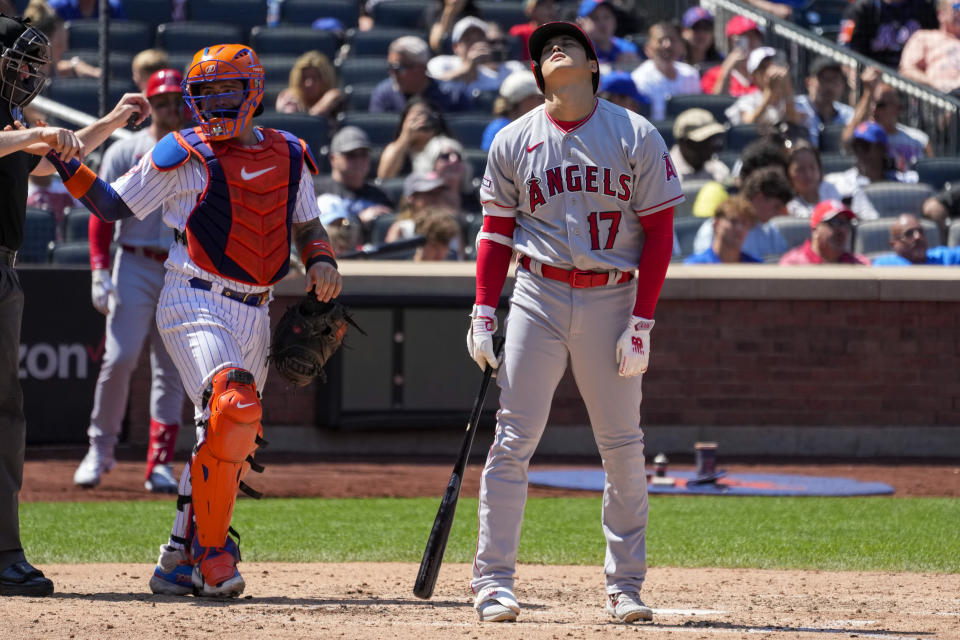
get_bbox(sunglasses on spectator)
[899,227,925,240]
[438,151,461,162]
[824,217,853,229]
[389,62,417,72]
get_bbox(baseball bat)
[413,336,504,600]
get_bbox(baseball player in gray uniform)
[73,69,188,492]
[466,21,682,623]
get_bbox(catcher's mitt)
[269,294,361,386]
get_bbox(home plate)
[655,608,728,616]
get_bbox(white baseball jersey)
[480,99,684,272]
[110,128,321,294]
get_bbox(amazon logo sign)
[18,334,105,380]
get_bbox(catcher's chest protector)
[175,127,306,286]
[191,368,263,548]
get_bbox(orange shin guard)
[190,368,262,548]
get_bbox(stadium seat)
[336,57,390,88]
[346,28,411,58]
[476,1,527,30]
[470,89,498,114]
[21,208,55,263]
[63,209,90,243]
[258,54,299,90]
[166,52,193,75]
[862,182,935,218]
[341,83,378,111]
[373,177,406,205]
[818,123,846,153]
[338,112,401,147]
[62,50,133,81]
[769,216,811,251]
[855,218,941,255]
[255,112,330,155]
[66,20,153,53]
[653,118,674,148]
[250,25,340,59]
[370,212,399,244]
[914,157,960,191]
[673,216,703,257]
[189,0,267,32]
[950,222,960,247]
[281,0,359,29]
[463,213,482,260]
[665,94,736,121]
[675,179,710,218]
[156,22,245,53]
[446,113,494,149]
[372,0,427,29]
[820,152,854,175]
[726,124,760,151]
[124,0,173,31]
[463,147,489,181]
[51,241,92,265]
[46,78,137,118]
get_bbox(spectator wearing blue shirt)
[597,70,649,115]
[370,36,472,114]
[685,196,763,263]
[48,0,125,20]
[872,214,960,265]
[481,71,543,151]
[576,0,640,67]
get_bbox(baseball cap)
[403,171,447,198]
[808,55,842,77]
[145,69,183,98]
[852,121,888,146]
[810,199,856,229]
[319,204,352,227]
[682,7,714,29]
[598,71,646,105]
[577,0,612,18]
[452,16,487,45]
[500,70,541,103]
[330,126,371,154]
[725,15,762,38]
[746,46,779,75]
[673,108,726,143]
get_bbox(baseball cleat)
[606,591,653,623]
[474,586,520,622]
[191,536,244,598]
[144,464,178,493]
[73,446,116,488]
[149,544,193,596]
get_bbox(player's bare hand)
[306,262,342,302]
[616,316,654,378]
[108,93,151,128]
[466,304,499,371]
[38,126,83,162]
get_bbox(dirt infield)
[7,453,958,639]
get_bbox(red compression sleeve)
[474,216,516,308]
[88,213,114,270]
[633,207,674,318]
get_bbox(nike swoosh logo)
[525,142,544,153]
[237,402,257,409]
[240,166,276,180]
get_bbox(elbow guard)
[45,151,135,222]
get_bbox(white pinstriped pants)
[155,271,272,548]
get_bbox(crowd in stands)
[12,0,960,266]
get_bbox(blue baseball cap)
[682,7,714,28]
[598,71,647,105]
[853,121,888,146]
[577,0,612,18]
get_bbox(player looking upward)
[45,44,342,598]
[465,21,682,623]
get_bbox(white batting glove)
[90,268,116,315]
[466,304,499,371]
[616,316,655,378]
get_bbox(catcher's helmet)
[527,21,599,94]
[0,14,50,119]
[145,68,183,98]
[183,44,264,141]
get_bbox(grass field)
[23,496,960,572]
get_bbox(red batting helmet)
[145,68,183,98]
[527,21,599,94]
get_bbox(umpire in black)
[0,13,149,596]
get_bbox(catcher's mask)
[0,15,51,120]
[527,21,598,94]
[183,44,264,141]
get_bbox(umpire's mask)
[0,15,50,120]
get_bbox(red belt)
[518,255,633,288]
[122,244,168,263]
